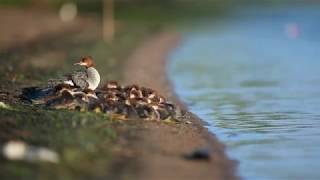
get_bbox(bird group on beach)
[21,56,183,121]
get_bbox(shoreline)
[122,30,238,180]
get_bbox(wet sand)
[123,31,238,180]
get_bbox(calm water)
[169,5,320,180]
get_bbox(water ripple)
[169,4,320,180]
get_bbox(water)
[169,5,320,180]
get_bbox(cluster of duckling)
[20,56,184,121]
[28,81,183,121]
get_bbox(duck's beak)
[74,62,86,66]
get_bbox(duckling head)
[147,92,163,104]
[148,91,157,99]
[124,84,140,92]
[159,95,166,104]
[104,80,120,90]
[105,94,119,102]
[141,87,155,97]
[129,89,142,99]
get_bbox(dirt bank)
[122,31,238,180]
[0,7,93,51]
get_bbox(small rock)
[0,101,10,109]
[184,148,211,161]
[2,141,59,163]
[3,141,26,160]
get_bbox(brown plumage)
[21,78,183,121]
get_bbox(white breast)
[86,67,100,90]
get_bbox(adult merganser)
[64,56,100,90]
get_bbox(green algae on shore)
[0,104,118,180]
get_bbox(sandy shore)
[123,31,238,180]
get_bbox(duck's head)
[74,56,95,68]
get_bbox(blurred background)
[1,0,320,179]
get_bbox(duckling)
[121,92,145,119]
[159,98,185,121]
[147,91,162,104]
[101,80,122,92]
[134,98,154,120]
[126,87,170,120]
[128,89,143,99]
[144,92,179,120]
[47,86,97,111]
[102,93,125,115]
[123,84,140,95]
[159,97,176,116]
[78,89,101,111]
[102,97,117,114]
[150,103,173,120]
[122,98,140,119]
[141,87,155,98]
[147,93,177,119]
[71,92,91,111]
[98,81,124,101]
[45,88,77,109]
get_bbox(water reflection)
[169,4,320,180]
